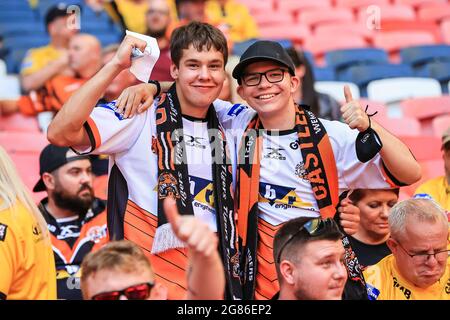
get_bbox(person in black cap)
[227,40,421,300]
[34,144,108,300]
[20,3,77,92]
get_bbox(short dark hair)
[273,217,342,281]
[170,21,228,67]
[349,188,399,204]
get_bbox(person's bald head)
[68,33,102,77]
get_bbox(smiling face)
[170,44,225,117]
[237,60,299,120]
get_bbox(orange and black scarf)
[236,104,339,299]
[152,84,242,299]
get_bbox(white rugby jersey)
[216,102,400,227]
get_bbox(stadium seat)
[276,0,332,13]
[400,45,450,67]
[402,158,444,197]
[372,31,436,55]
[335,0,389,9]
[303,35,367,59]
[252,10,295,27]
[258,24,311,45]
[298,8,354,29]
[232,39,259,56]
[356,5,416,23]
[441,19,450,44]
[238,0,274,14]
[431,114,450,138]
[380,20,442,43]
[401,96,450,118]
[314,81,360,102]
[312,67,335,81]
[0,75,21,100]
[378,117,422,137]
[367,78,442,115]
[0,113,40,132]
[415,61,450,93]
[0,131,48,153]
[358,99,389,120]
[398,136,442,161]
[338,64,414,96]
[314,22,373,41]
[417,3,450,23]
[393,0,447,9]
[324,48,389,75]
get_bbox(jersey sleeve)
[324,120,402,190]
[72,101,149,155]
[0,217,18,299]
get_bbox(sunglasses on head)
[91,282,155,300]
[276,218,335,263]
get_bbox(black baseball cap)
[232,40,296,83]
[45,3,69,29]
[33,144,90,192]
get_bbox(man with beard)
[33,144,109,300]
[145,0,173,81]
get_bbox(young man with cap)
[20,3,78,92]
[48,22,241,300]
[414,127,450,211]
[224,40,421,299]
[34,144,108,300]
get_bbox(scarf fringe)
[151,222,187,254]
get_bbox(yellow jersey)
[0,201,56,300]
[20,45,62,76]
[363,254,450,300]
[415,176,450,212]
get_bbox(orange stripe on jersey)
[123,200,188,300]
[255,219,282,300]
[86,117,101,150]
[318,134,339,218]
[380,164,400,188]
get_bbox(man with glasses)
[272,217,347,300]
[364,198,450,300]
[81,197,225,300]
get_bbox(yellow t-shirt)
[20,45,62,76]
[205,0,259,43]
[363,254,450,300]
[415,176,450,212]
[0,201,56,300]
[115,0,149,34]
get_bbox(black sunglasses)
[276,218,335,263]
[91,282,155,300]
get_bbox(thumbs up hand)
[164,197,218,257]
[340,85,370,132]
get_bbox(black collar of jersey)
[38,197,106,226]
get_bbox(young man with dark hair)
[273,217,347,300]
[48,21,241,300]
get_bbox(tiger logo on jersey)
[158,172,180,199]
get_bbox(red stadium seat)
[258,24,311,45]
[402,158,445,197]
[276,0,331,13]
[372,31,436,55]
[335,0,389,10]
[93,174,108,200]
[356,5,416,23]
[380,20,442,43]
[358,98,389,120]
[239,0,274,14]
[0,131,48,153]
[303,34,367,59]
[431,114,450,138]
[253,10,294,27]
[0,113,40,132]
[398,136,442,161]
[441,18,450,44]
[298,8,354,30]
[379,117,422,137]
[314,22,373,42]
[418,3,450,23]
[393,0,447,9]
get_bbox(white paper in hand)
[125,30,160,83]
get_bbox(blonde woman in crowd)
[0,146,56,300]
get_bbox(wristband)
[148,79,161,98]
